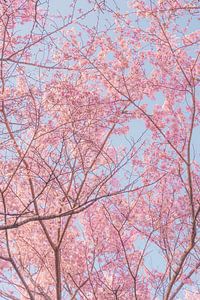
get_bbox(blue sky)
[1,0,199,299]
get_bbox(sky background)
[0,0,199,299]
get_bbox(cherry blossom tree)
[0,0,199,299]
